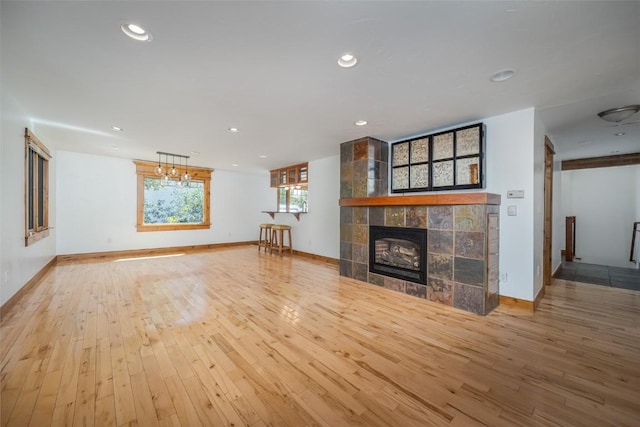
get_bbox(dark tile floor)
[554,261,640,291]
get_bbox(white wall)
[484,108,536,300]
[1,93,57,306]
[258,155,340,259]
[56,151,272,254]
[532,112,548,298]
[389,108,538,300]
[560,165,639,268]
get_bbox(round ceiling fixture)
[614,132,626,136]
[121,23,152,42]
[354,120,368,126]
[259,155,268,158]
[111,126,123,131]
[597,105,640,123]
[228,127,239,133]
[338,53,358,68]
[490,68,516,82]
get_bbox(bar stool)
[258,223,273,252]
[270,224,293,256]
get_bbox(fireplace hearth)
[369,226,427,283]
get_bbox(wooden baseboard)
[292,250,339,266]
[534,285,545,310]
[57,241,258,265]
[552,262,562,277]
[1,256,57,321]
[499,295,535,313]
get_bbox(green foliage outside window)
[143,178,204,224]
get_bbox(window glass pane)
[37,156,45,227]
[143,177,204,224]
[28,150,34,230]
[278,187,287,211]
[290,188,308,212]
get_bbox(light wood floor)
[1,246,639,426]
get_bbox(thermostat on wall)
[507,190,525,198]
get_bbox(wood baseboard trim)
[57,241,257,265]
[552,262,563,278]
[499,295,535,313]
[1,256,57,321]
[534,285,546,310]
[292,250,339,266]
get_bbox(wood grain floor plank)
[130,371,160,427]
[1,247,639,426]
[140,354,177,421]
[5,357,49,427]
[94,395,117,427]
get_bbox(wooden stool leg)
[287,228,293,254]
[258,227,263,251]
[270,229,277,254]
[278,229,284,255]
[264,228,271,253]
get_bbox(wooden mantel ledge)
[339,192,501,207]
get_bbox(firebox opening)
[369,226,427,284]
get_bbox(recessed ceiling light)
[354,120,368,126]
[121,23,152,42]
[490,68,516,82]
[111,126,123,131]
[190,151,200,155]
[232,164,239,167]
[338,53,358,68]
[259,155,268,158]
[614,132,626,136]
[228,127,239,133]
[111,146,120,150]
[611,150,621,154]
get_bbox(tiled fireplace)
[339,137,500,315]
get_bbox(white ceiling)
[2,1,639,172]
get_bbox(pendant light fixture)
[182,156,191,183]
[154,152,164,176]
[170,155,179,177]
[176,156,184,187]
[155,151,191,186]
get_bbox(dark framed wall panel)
[391,123,485,193]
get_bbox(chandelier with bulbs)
[154,151,191,186]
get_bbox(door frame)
[543,136,555,287]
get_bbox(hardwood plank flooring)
[1,246,639,426]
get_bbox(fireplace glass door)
[369,226,427,284]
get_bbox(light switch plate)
[507,205,517,216]
[507,190,525,198]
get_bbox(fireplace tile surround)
[339,136,500,315]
